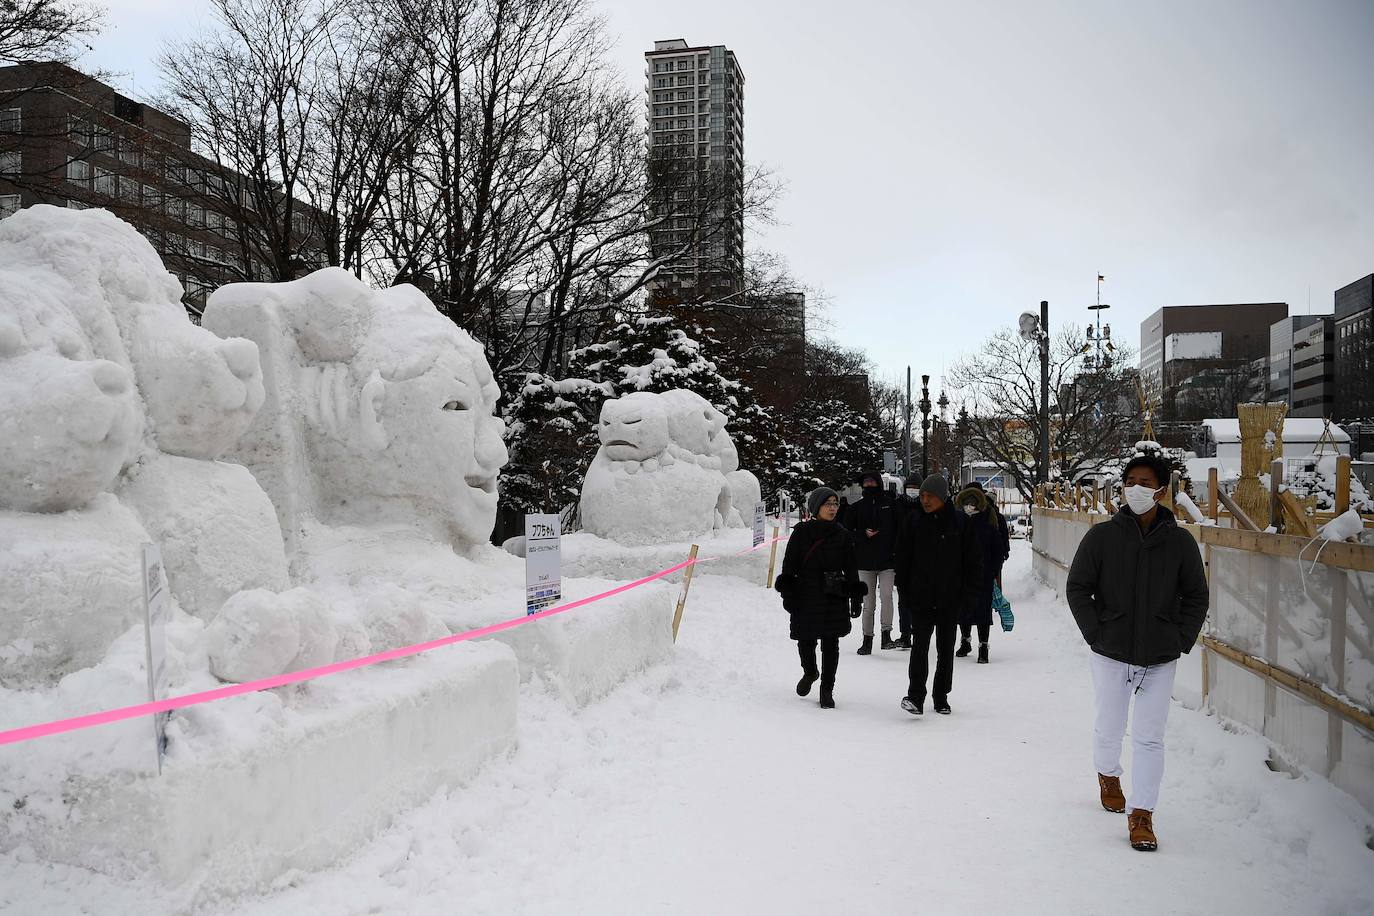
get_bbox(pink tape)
[0,558,697,748]
[0,531,791,749]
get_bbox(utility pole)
[1039,300,1051,485]
[904,367,913,479]
[919,374,932,477]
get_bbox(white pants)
[859,568,895,637]
[1090,653,1177,812]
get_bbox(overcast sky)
[82,0,1374,395]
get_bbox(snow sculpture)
[711,427,762,528]
[0,206,283,684]
[579,390,740,543]
[202,268,509,557]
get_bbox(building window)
[66,199,89,210]
[0,150,20,174]
[119,138,139,167]
[94,166,116,196]
[119,175,140,203]
[66,158,91,185]
[0,108,20,132]
[93,127,115,153]
[0,194,20,218]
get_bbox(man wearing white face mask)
[1066,455,1208,853]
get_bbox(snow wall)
[1030,505,1374,815]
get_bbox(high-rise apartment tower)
[644,39,744,300]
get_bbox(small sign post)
[524,513,562,615]
[883,449,897,474]
[752,501,766,548]
[141,544,170,774]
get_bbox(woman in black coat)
[773,487,865,709]
[954,485,1000,663]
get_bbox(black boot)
[819,688,835,709]
[880,629,896,650]
[857,635,873,656]
[956,637,972,658]
[896,633,912,650]
[977,643,989,664]
[796,670,818,696]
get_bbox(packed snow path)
[5,542,1373,914]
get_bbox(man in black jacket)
[891,473,924,649]
[893,474,982,715]
[844,470,899,654]
[1066,455,1208,853]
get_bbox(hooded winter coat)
[774,518,864,641]
[893,500,983,624]
[843,482,898,571]
[1065,506,1209,666]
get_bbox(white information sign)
[753,501,767,548]
[141,543,170,773]
[524,513,562,615]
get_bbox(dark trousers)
[798,637,840,690]
[908,616,956,703]
[960,623,991,644]
[897,597,912,637]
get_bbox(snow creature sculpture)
[202,268,509,557]
[580,390,743,543]
[0,206,283,685]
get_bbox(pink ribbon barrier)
[0,532,790,749]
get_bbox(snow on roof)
[1202,418,1350,444]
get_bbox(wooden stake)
[1270,458,1284,533]
[1207,467,1220,523]
[765,526,780,588]
[672,544,699,643]
[1336,455,1351,515]
[1278,490,1317,538]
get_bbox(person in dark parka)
[1066,454,1208,852]
[953,485,1000,663]
[843,470,899,653]
[893,474,982,715]
[774,487,866,709]
[891,473,925,649]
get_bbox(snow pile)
[580,389,761,543]
[1284,454,1374,514]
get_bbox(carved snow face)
[660,389,725,456]
[369,344,508,547]
[599,393,670,462]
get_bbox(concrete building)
[644,39,744,300]
[1139,302,1289,419]
[1268,315,1324,406]
[1289,317,1335,417]
[0,62,322,317]
[1334,274,1373,420]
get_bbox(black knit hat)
[807,487,839,517]
[919,474,950,502]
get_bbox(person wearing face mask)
[843,470,899,654]
[891,473,925,649]
[953,484,1000,663]
[1065,455,1209,853]
[893,474,982,716]
[773,488,866,709]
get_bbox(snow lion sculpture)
[579,390,739,543]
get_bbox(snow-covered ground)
[4,542,1373,915]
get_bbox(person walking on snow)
[891,474,925,649]
[1065,455,1208,852]
[953,484,1000,664]
[893,474,982,716]
[844,470,899,654]
[774,488,866,709]
[969,482,1011,586]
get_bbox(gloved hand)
[849,597,863,619]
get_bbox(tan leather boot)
[1098,773,1126,813]
[1128,808,1157,851]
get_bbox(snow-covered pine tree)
[498,372,612,516]
[785,396,886,496]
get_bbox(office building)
[1288,317,1335,417]
[0,61,321,316]
[644,39,744,300]
[1334,274,1373,420]
[1138,302,1289,419]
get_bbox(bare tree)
[948,325,1141,500]
[0,0,101,64]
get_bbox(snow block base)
[2,642,518,902]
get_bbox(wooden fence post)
[765,526,780,589]
[1328,454,1351,777]
[1270,458,1284,533]
[1208,467,1220,524]
[672,544,700,642]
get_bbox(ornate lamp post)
[1018,302,1051,485]
[919,374,932,476]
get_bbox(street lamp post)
[1018,301,1051,485]
[919,374,932,476]
[904,366,913,479]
